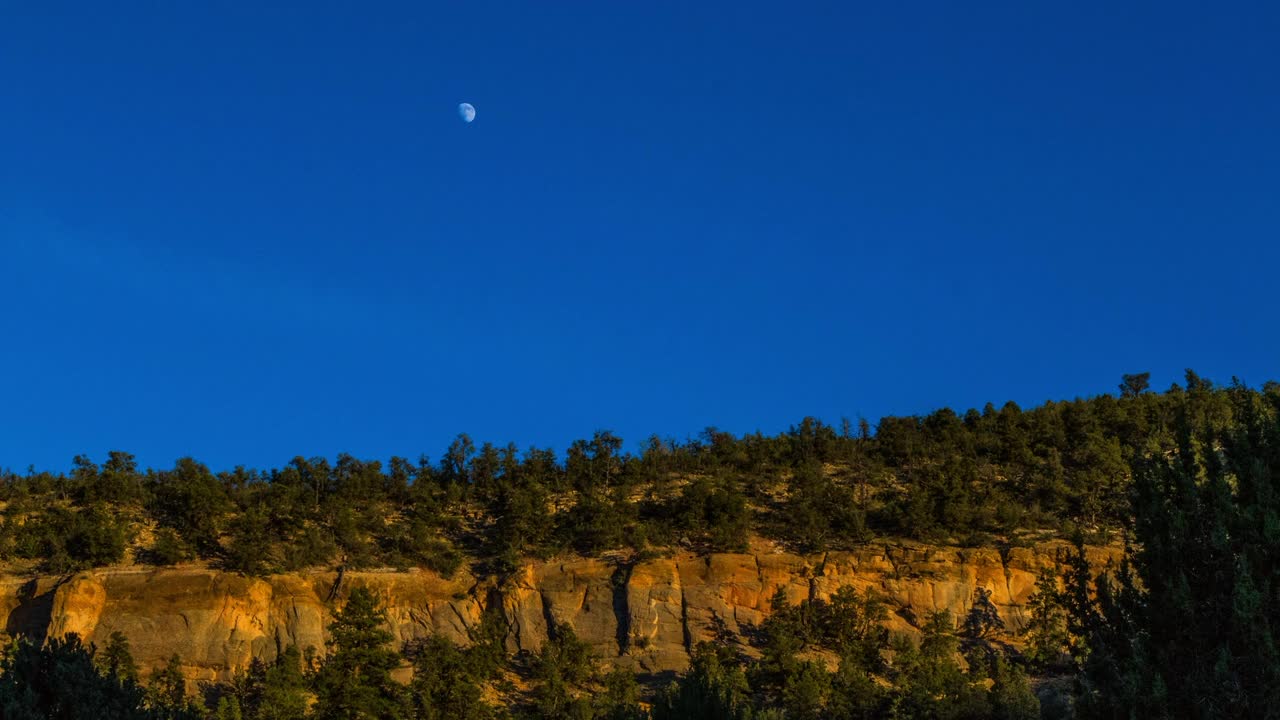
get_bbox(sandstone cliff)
[0,541,1119,684]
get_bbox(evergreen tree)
[652,642,752,720]
[988,657,1039,720]
[824,586,889,670]
[531,623,595,719]
[594,666,646,720]
[313,586,406,720]
[149,654,188,717]
[150,457,232,557]
[254,646,310,720]
[829,654,888,719]
[1022,569,1069,669]
[0,633,156,719]
[1065,384,1280,719]
[216,696,244,720]
[225,505,275,576]
[406,635,494,720]
[962,587,1003,640]
[891,612,991,720]
[780,660,831,720]
[149,527,192,565]
[99,630,140,683]
[1119,372,1151,399]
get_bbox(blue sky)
[3,2,1278,472]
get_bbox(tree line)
[1049,373,1280,718]
[3,371,1261,577]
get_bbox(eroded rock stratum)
[0,542,1119,684]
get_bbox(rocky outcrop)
[13,568,483,685]
[0,541,1119,684]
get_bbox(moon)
[458,102,476,123]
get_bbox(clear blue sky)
[3,2,1278,473]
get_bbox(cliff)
[0,541,1119,684]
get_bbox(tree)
[312,586,406,720]
[780,660,831,720]
[72,504,131,568]
[17,504,131,573]
[670,475,750,553]
[1064,386,1280,719]
[253,646,310,720]
[891,611,991,720]
[829,654,887,719]
[463,604,509,682]
[149,527,191,566]
[785,462,834,552]
[749,586,889,716]
[89,451,144,506]
[1119,372,1151,398]
[98,631,140,683]
[440,434,475,488]
[225,505,275,576]
[962,587,1004,640]
[220,649,309,720]
[151,457,232,556]
[485,454,554,569]
[652,642,752,720]
[1022,569,1069,669]
[594,666,646,720]
[407,635,494,720]
[824,586,889,670]
[149,654,197,719]
[531,623,595,719]
[558,488,628,554]
[988,656,1039,720]
[0,633,155,719]
[216,696,244,720]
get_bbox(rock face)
[3,568,483,685]
[0,542,1118,684]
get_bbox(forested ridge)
[3,370,1280,719]
[0,371,1225,576]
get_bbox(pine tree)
[256,646,310,720]
[216,696,244,720]
[531,623,595,719]
[594,666,647,720]
[312,586,406,720]
[891,612,991,720]
[652,641,752,720]
[149,653,197,719]
[0,634,155,719]
[962,586,1004,640]
[989,656,1039,720]
[407,635,494,720]
[1064,383,1280,719]
[98,630,140,683]
[1023,568,1069,669]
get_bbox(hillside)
[2,371,1214,579]
[1,371,1277,718]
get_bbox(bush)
[149,527,192,566]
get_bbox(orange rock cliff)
[0,542,1119,684]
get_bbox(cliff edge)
[0,541,1119,685]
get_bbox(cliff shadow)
[611,562,634,656]
[5,578,61,644]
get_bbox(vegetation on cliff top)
[2,371,1266,578]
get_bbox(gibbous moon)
[458,102,476,123]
